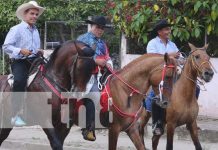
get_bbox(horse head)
[188,43,214,82]
[71,41,96,92]
[150,53,178,108]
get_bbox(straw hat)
[16,1,45,20]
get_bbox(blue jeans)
[144,86,201,112]
[144,90,155,112]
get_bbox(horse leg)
[54,125,71,146]
[152,133,162,150]
[109,125,120,150]
[187,121,202,150]
[0,128,13,146]
[43,128,65,150]
[166,123,176,150]
[127,124,146,150]
[140,109,151,147]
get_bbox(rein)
[37,41,93,103]
[182,50,215,90]
[106,65,147,97]
[104,62,175,131]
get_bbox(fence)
[0,20,121,75]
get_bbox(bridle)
[38,41,94,103]
[182,49,216,90]
[104,59,176,131]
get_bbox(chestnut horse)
[0,47,177,149]
[47,53,177,150]
[104,53,177,150]
[141,43,214,150]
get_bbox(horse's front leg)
[43,128,64,150]
[0,128,13,146]
[140,109,151,148]
[109,124,120,150]
[166,123,176,150]
[187,120,202,150]
[127,122,146,150]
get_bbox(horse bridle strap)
[39,65,67,104]
[106,65,147,97]
[159,64,175,102]
[104,78,144,131]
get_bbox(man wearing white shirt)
[2,1,44,126]
[145,19,200,135]
[145,19,180,135]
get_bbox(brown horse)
[0,40,96,150]
[45,52,177,150]
[141,43,214,150]
[0,47,176,149]
[50,53,177,150]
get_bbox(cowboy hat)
[16,1,45,20]
[85,16,110,28]
[152,19,173,36]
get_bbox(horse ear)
[188,43,196,51]
[164,53,169,64]
[204,43,209,51]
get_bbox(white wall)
[120,35,218,119]
[198,58,218,118]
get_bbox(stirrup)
[82,129,96,141]
[152,121,164,136]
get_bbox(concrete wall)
[120,34,218,119]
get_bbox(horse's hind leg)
[152,134,162,150]
[187,120,202,150]
[0,128,12,146]
[166,123,176,150]
[127,123,146,150]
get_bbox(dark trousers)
[83,98,95,130]
[83,76,99,130]
[11,59,34,116]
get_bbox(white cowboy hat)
[16,1,45,20]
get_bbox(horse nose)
[204,70,214,77]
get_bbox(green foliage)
[0,0,106,32]
[105,0,218,43]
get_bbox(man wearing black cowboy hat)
[144,19,181,135]
[77,16,113,141]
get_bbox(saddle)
[7,57,46,88]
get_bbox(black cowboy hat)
[152,19,173,37]
[85,16,110,28]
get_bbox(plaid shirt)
[77,32,110,60]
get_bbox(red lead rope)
[39,65,66,102]
[106,65,147,97]
[105,63,175,131]
[161,64,175,81]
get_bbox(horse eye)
[195,55,200,59]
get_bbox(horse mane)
[45,45,62,69]
[120,53,163,73]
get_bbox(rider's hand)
[95,59,107,67]
[106,63,113,70]
[20,49,32,56]
[170,51,180,59]
[37,49,44,56]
